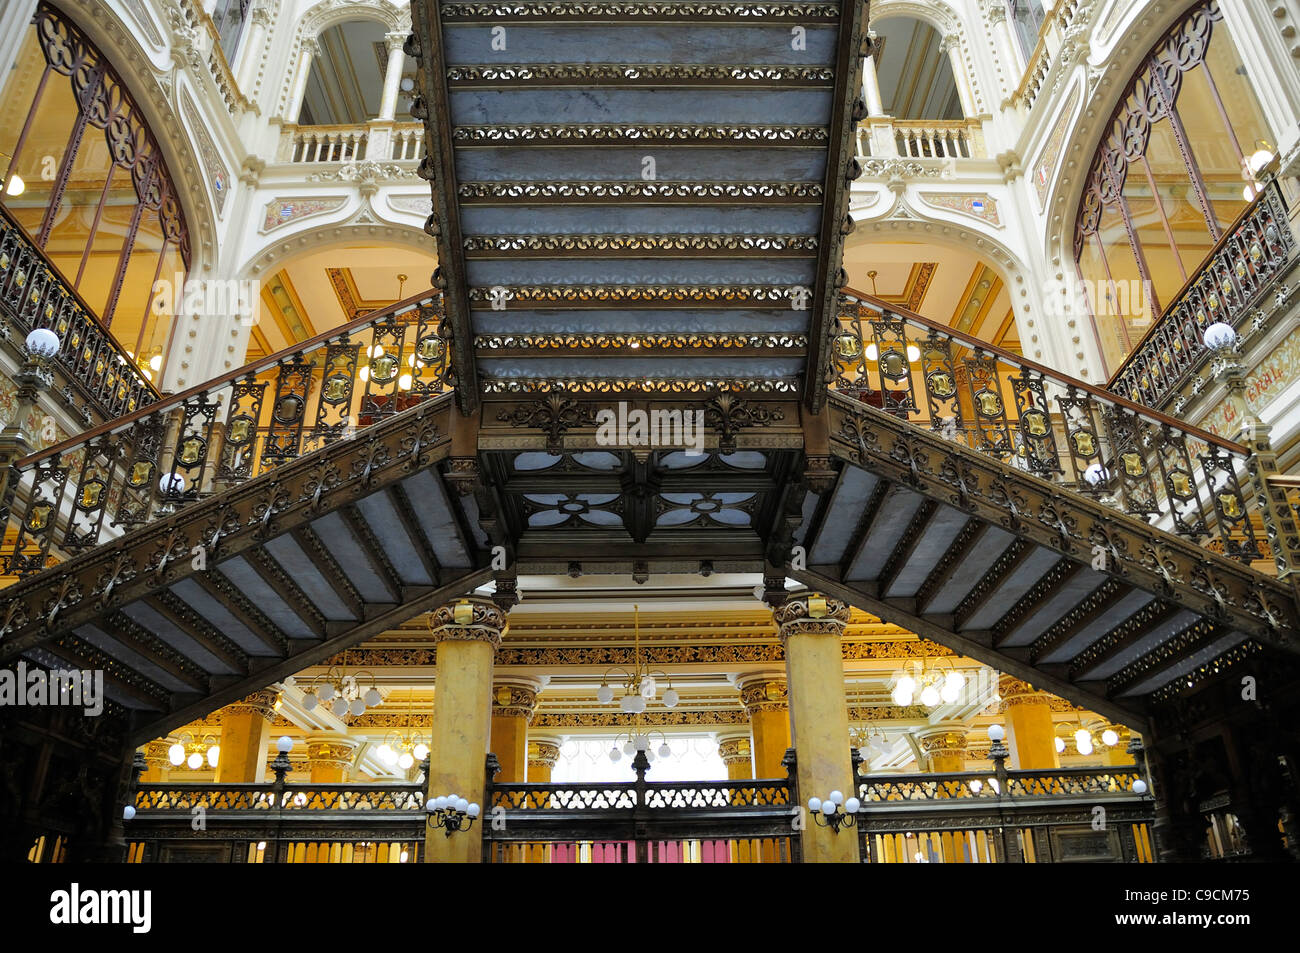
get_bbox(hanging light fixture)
[377,691,429,771]
[594,605,679,712]
[889,660,967,708]
[301,653,382,718]
[166,732,220,770]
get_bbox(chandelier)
[595,606,679,712]
[1055,720,1122,756]
[599,606,677,765]
[377,692,429,771]
[608,725,672,764]
[851,724,889,762]
[889,660,965,708]
[301,654,382,718]
[167,732,219,770]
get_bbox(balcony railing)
[856,765,1155,863]
[277,122,425,165]
[0,290,452,577]
[1107,181,1298,412]
[122,757,1156,863]
[830,289,1267,563]
[126,780,426,863]
[1008,0,1084,114]
[855,118,986,162]
[0,205,160,422]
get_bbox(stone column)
[737,673,791,779]
[999,675,1060,770]
[287,36,319,122]
[986,1,1026,86]
[862,31,884,116]
[0,0,37,85]
[940,34,976,118]
[774,593,860,863]
[526,737,561,783]
[377,32,407,121]
[425,597,507,864]
[234,3,273,93]
[717,730,754,780]
[489,680,539,784]
[304,734,358,783]
[918,725,968,773]
[215,690,277,783]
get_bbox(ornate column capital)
[492,680,539,721]
[429,597,508,647]
[527,738,561,771]
[250,3,274,26]
[997,674,1052,710]
[141,740,172,770]
[305,733,358,769]
[737,673,789,714]
[384,31,408,55]
[771,592,850,644]
[224,689,278,721]
[717,732,753,767]
[300,36,321,58]
[917,725,968,760]
[987,3,1008,25]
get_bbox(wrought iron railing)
[127,780,426,863]
[1107,180,1297,411]
[0,204,160,421]
[123,757,1158,863]
[0,290,452,576]
[856,764,1156,863]
[485,753,797,863]
[830,288,1266,563]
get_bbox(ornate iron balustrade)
[859,765,1144,802]
[0,290,452,577]
[830,288,1266,564]
[856,764,1156,863]
[0,204,160,421]
[486,755,797,863]
[1107,181,1297,411]
[126,781,427,864]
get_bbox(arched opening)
[871,17,963,121]
[1071,1,1275,375]
[298,20,397,126]
[844,240,1020,352]
[0,2,191,382]
[242,241,438,363]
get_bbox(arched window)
[0,3,191,375]
[872,17,963,121]
[299,19,392,126]
[1072,1,1273,374]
